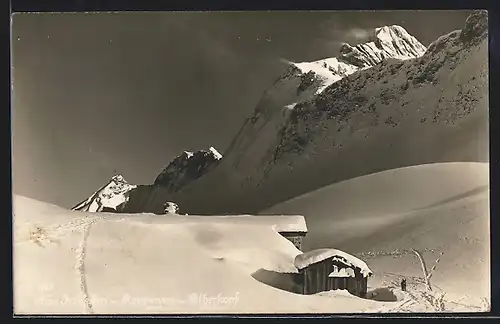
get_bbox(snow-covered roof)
[185,215,307,233]
[247,215,306,233]
[152,214,306,233]
[265,215,307,233]
[294,248,372,278]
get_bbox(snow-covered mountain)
[154,146,222,192]
[71,175,136,212]
[72,147,223,214]
[289,25,427,94]
[70,11,488,217]
[169,11,488,215]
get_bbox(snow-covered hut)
[294,248,373,297]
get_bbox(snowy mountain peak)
[71,175,137,212]
[154,146,223,191]
[371,25,427,59]
[288,25,427,94]
[337,24,426,67]
[373,25,415,43]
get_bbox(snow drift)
[265,162,490,309]
[13,162,490,313]
[14,195,393,314]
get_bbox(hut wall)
[327,275,368,297]
[302,259,334,295]
[300,258,369,297]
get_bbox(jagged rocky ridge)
[71,147,223,214]
[286,24,427,94]
[169,11,488,215]
[154,146,222,191]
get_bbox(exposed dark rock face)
[459,10,488,45]
[154,147,222,192]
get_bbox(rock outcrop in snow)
[163,201,180,214]
[71,175,136,212]
[170,11,488,215]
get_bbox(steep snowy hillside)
[71,175,136,213]
[72,147,222,214]
[171,11,488,215]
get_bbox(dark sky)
[11,10,473,208]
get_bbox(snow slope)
[14,195,397,314]
[264,162,490,310]
[170,11,488,215]
[13,163,490,313]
